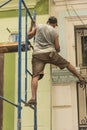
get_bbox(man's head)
[47,16,58,28]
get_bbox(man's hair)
[47,16,58,25]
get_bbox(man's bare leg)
[31,76,39,100]
[28,75,39,104]
[66,64,85,81]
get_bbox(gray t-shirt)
[33,24,58,54]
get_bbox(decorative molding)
[53,0,87,6]
[52,67,80,84]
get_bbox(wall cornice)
[53,0,87,6]
[52,68,80,84]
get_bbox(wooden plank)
[0,42,31,53]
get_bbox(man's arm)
[54,35,60,52]
[28,28,37,39]
[28,21,37,39]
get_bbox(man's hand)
[54,35,60,52]
[56,48,60,52]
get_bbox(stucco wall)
[50,1,87,130]
[52,83,78,130]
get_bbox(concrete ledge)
[52,68,80,84]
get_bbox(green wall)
[3,53,15,130]
[0,0,49,18]
[0,0,49,129]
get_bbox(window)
[75,27,87,67]
[75,26,87,130]
[81,36,87,66]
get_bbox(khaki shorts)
[32,52,70,80]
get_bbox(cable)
[71,5,87,28]
[65,0,75,26]
[64,1,87,28]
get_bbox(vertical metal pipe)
[76,82,80,130]
[17,0,22,129]
[34,104,37,130]
[25,10,28,102]
[32,10,37,130]
[0,54,4,130]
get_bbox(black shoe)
[27,99,37,105]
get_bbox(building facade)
[0,0,87,130]
[50,0,87,130]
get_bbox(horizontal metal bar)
[0,95,22,109]
[0,0,12,8]
[77,81,87,84]
[27,69,33,77]
[21,99,35,109]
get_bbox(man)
[27,16,86,105]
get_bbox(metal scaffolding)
[18,0,37,130]
[0,0,37,130]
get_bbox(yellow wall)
[15,49,52,130]
[0,14,52,130]
[13,15,52,130]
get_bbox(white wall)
[50,1,87,130]
[52,83,78,130]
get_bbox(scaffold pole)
[17,0,22,129]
